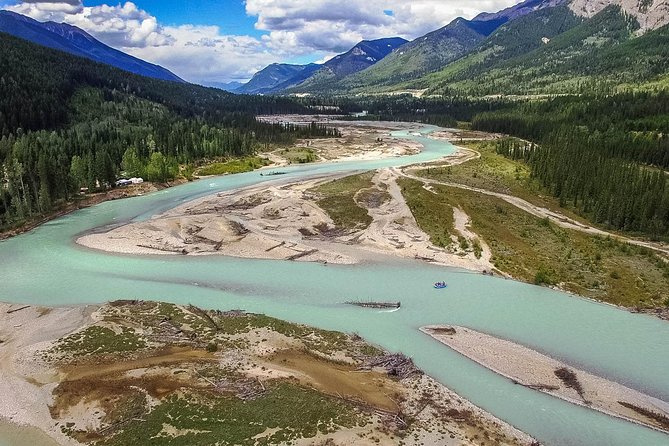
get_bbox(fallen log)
[346,301,401,309]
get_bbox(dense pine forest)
[332,92,669,239]
[0,32,337,229]
[472,93,669,238]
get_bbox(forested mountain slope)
[0,32,325,229]
[423,5,669,95]
[328,0,568,94]
[235,63,320,95]
[286,37,407,93]
[472,92,669,237]
[0,10,183,82]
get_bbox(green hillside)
[410,6,583,92]
[0,32,327,230]
[423,6,669,94]
[338,19,486,93]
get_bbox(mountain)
[240,37,407,95]
[235,63,320,95]
[409,4,584,93]
[336,0,567,93]
[569,0,669,33]
[206,81,244,92]
[421,4,669,95]
[0,10,183,83]
[287,37,408,93]
[262,63,322,93]
[320,37,408,78]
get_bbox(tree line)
[0,32,338,229]
[474,92,669,238]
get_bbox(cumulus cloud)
[247,0,520,54]
[2,0,522,83]
[7,1,172,47]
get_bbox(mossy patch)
[53,326,145,356]
[311,173,375,232]
[96,382,366,446]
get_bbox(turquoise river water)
[1,127,668,446]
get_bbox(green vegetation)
[48,302,387,446]
[333,20,486,93]
[398,179,455,248]
[196,156,270,176]
[53,326,145,356]
[399,178,669,308]
[417,139,585,222]
[424,6,648,95]
[312,173,375,232]
[0,33,338,230]
[99,382,366,446]
[474,93,669,239]
[106,302,379,358]
[278,146,317,164]
[418,5,584,94]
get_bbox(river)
[0,126,668,446]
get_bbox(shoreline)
[76,121,497,273]
[421,325,669,435]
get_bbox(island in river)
[0,301,534,446]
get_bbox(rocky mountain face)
[321,37,408,78]
[569,0,669,32]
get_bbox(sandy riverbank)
[78,121,495,273]
[421,325,669,434]
[0,302,535,446]
[77,165,494,272]
[0,303,98,446]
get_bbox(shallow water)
[0,421,59,446]
[1,127,668,445]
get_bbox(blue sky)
[1,0,519,84]
[85,0,260,35]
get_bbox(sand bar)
[421,325,669,434]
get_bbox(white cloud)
[246,0,521,54]
[3,0,524,83]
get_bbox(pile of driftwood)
[214,377,266,401]
[360,353,422,380]
[345,301,400,309]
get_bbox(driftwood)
[136,243,186,254]
[187,305,220,331]
[554,367,588,403]
[360,353,422,380]
[618,401,669,430]
[346,301,400,309]
[265,241,287,252]
[6,305,30,314]
[215,377,266,400]
[286,249,318,261]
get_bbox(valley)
[1,0,669,445]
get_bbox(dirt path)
[401,169,669,257]
[352,169,495,271]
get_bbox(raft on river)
[345,301,401,309]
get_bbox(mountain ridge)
[0,10,183,83]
